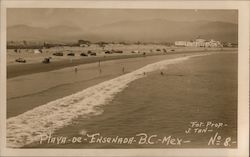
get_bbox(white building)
[186,41,196,47]
[195,39,206,47]
[205,39,222,48]
[175,38,222,48]
[174,41,187,47]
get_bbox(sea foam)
[7,53,209,148]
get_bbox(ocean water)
[7,52,237,148]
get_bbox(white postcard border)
[0,1,249,157]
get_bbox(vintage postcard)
[0,0,249,157]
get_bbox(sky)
[7,8,238,29]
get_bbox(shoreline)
[7,48,236,78]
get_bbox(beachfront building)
[174,41,187,47]
[186,41,196,47]
[175,38,222,48]
[205,39,223,48]
[195,39,206,47]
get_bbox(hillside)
[7,20,238,43]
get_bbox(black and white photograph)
[0,1,249,157]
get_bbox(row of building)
[175,39,223,48]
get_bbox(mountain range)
[7,19,238,43]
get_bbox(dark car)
[42,57,51,64]
[90,52,97,56]
[80,52,88,56]
[105,51,112,54]
[156,49,161,51]
[53,52,64,56]
[67,53,75,56]
[114,50,123,54]
[171,49,175,52]
[15,58,26,63]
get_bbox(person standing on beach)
[98,60,102,74]
[74,66,78,73]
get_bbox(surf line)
[7,53,210,148]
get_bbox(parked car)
[171,49,175,52]
[105,50,112,54]
[90,52,97,56]
[15,58,26,63]
[80,52,88,56]
[67,53,75,56]
[42,57,51,64]
[156,49,161,51]
[53,52,63,56]
[114,50,123,54]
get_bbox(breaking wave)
[7,53,209,148]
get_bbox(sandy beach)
[7,47,233,78]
